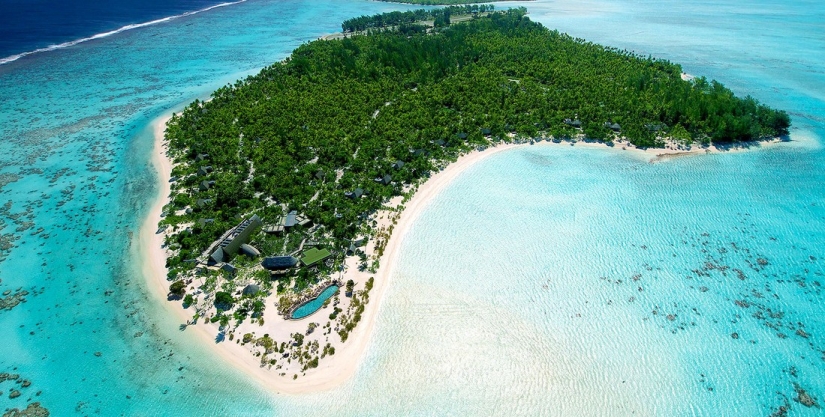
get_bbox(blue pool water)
[0,0,823,415]
[291,286,339,320]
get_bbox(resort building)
[197,166,213,176]
[239,243,261,258]
[300,248,332,267]
[646,122,667,132]
[345,188,364,199]
[242,284,260,296]
[263,210,312,234]
[261,256,299,271]
[208,214,263,264]
[374,174,392,185]
[199,180,215,191]
[346,236,367,255]
[604,122,621,132]
[564,118,582,128]
[221,263,237,275]
[392,160,405,170]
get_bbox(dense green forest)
[162,9,790,281]
[342,5,494,32]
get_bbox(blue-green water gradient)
[0,0,823,415]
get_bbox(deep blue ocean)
[0,0,823,415]
[0,0,231,60]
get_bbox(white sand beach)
[139,112,787,394]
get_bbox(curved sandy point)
[139,111,795,394]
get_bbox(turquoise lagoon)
[0,0,823,415]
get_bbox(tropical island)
[152,7,790,388]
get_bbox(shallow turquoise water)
[0,0,823,415]
[291,285,339,320]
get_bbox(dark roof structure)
[199,180,215,191]
[242,284,260,296]
[195,153,209,162]
[221,263,237,275]
[374,175,392,185]
[646,123,667,132]
[480,128,491,136]
[209,247,225,264]
[392,160,405,170]
[345,188,364,199]
[263,210,310,234]
[239,243,261,258]
[564,118,582,128]
[197,166,213,176]
[209,215,263,263]
[457,132,469,140]
[261,256,299,270]
[604,122,621,131]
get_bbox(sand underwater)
[0,0,823,415]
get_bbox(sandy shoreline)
[139,112,788,394]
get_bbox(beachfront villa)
[346,237,367,255]
[374,174,392,185]
[564,118,582,128]
[604,122,621,132]
[345,188,364,199]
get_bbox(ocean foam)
[0,0,247,66]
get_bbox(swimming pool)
[290,285,339,320]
